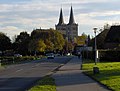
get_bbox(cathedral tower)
[55,6,78,42]
[68,6,75,25]
[56,8,66,36]
[58,8,64,25]
[67,6,78,42]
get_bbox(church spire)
[68,6,75,25]
[58,8,64,25]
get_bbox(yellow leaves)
[76,34,87,45]
[37,40,46,52]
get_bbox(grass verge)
[28,75,56,91]
[82,61,120,91]
[0,63,4,70]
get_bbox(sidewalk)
[52,56,110,91]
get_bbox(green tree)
[13,31,30,55]
[28,39,37,54]
[0,32,11,52]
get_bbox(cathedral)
[55,6,78,42]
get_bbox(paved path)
[52,56,111,91]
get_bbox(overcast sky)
[0,0,120,39]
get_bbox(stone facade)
[55,6,78,42]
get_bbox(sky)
[0,0,120,39]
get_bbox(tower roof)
[57,8,64,25]
[68,6,75,25]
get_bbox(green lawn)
[82,62,120,91]
[28,76,56,91]
[0,63,4,70]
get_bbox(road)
[0,56,72,91]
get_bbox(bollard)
[93,67,99,74]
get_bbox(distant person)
[78,52,81,59]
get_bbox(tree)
[28,39,46,55]
[13,31,30,55]
[0,32,11,52]
[37,39,46,52]
[30,29,65,52]
[52,30,65,51]
[87,35,91,46]
[28,39,37,54]
[76,33,88,45]
[45,39,54,51]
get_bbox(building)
[89,25,120,49]
[104,25,120,49]
[55,6,78,42]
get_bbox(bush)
[99,50,120,62]
[82,50,120,62]
[81,51,94,60]
[1,56,36,65]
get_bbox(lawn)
[28,75,56,91]
[0,62,4,70]
[82,62,120,91]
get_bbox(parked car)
[66,53,71,56]
[46,53,54,59]
[14,54,22,57]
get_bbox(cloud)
[88,11,120,17]
[0,26,25,38]
[0,0,120,38]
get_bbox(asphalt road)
[0,56,72,91]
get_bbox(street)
[0,56,71,91]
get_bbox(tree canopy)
[29,29,65,53]
[0,32,11,51]
[13,31,30,55]
[75,33,88,45]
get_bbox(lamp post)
[66,30,69,54]
[93,28,97,65]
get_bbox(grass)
[82,61,120,91]
[28,75,56,91]
[0,62,4,70]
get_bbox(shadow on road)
[0,77,42,91]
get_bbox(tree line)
[0,28,89,56]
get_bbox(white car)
[14,54,22,57]
[67,53,71,56]
[46,53,54,59]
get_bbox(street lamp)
[93,28,97,65]
[66,30,69,54]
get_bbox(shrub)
[99,50,120,62]
[1,56,37,65]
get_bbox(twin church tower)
[55,6,78,42]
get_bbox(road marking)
[35,64,39,67]
[31,64,40,68]
[16,69,23,72]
